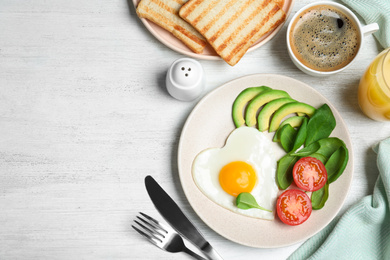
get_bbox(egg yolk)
[219,161,257,197]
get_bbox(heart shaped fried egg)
[192,127,279,220]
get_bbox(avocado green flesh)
[272,116,306,142]
[257,98,296,132]
[279,116,306,129]
[269,102,316,132]
[244,90,290,127]
[232,86,271,127]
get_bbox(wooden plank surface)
[0,0,388,259]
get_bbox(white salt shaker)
[166,58,205,101]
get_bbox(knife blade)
[145,175,223,260]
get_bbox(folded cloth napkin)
[339,0,390,48]
[288,137,390,260]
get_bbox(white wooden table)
[0,0,388,259]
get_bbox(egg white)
[192,126,279,220]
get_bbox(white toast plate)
[133,0,295,60]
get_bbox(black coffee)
[289,5,361,72]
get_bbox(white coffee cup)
[286,1,379,77]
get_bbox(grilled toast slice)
[136,0,207,53]
[179,0,286,65]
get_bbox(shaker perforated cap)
[166,58,205,101]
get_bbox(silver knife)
[145,175,223,260]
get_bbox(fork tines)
[132,212,168,246]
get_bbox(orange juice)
[358,48,390,121]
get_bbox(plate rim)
[132,0,296,60]
[177,73,354,248]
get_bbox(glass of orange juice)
[358,48,390,121]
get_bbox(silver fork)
[132,212,207,260]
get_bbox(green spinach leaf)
[291,117,308,152]
[236,192,272,212]
[277,154,299,189]
[273,126,283,142]
[326,145,349,183]
[316,137,346,158]
[291,141,320,157]
[292,137,345,160]
[306,153,327,164]
[311,182,329,210]
[305,104,336,146]
[280,124,297,152]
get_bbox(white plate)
[132,0,295,60]
[178,74,354,248]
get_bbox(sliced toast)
[179,0,286,65]
[136,0,207,53]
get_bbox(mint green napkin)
[288,137,390,260]
[339,0,390,48]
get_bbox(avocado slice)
[232,86,272,127]
[269,102,316,132]
[245,90,290,127]
[272,116,307,142]
[280,115,307,129]
[257,97,296,132]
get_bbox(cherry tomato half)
[276,189,312,226]
[293,157,327,192]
